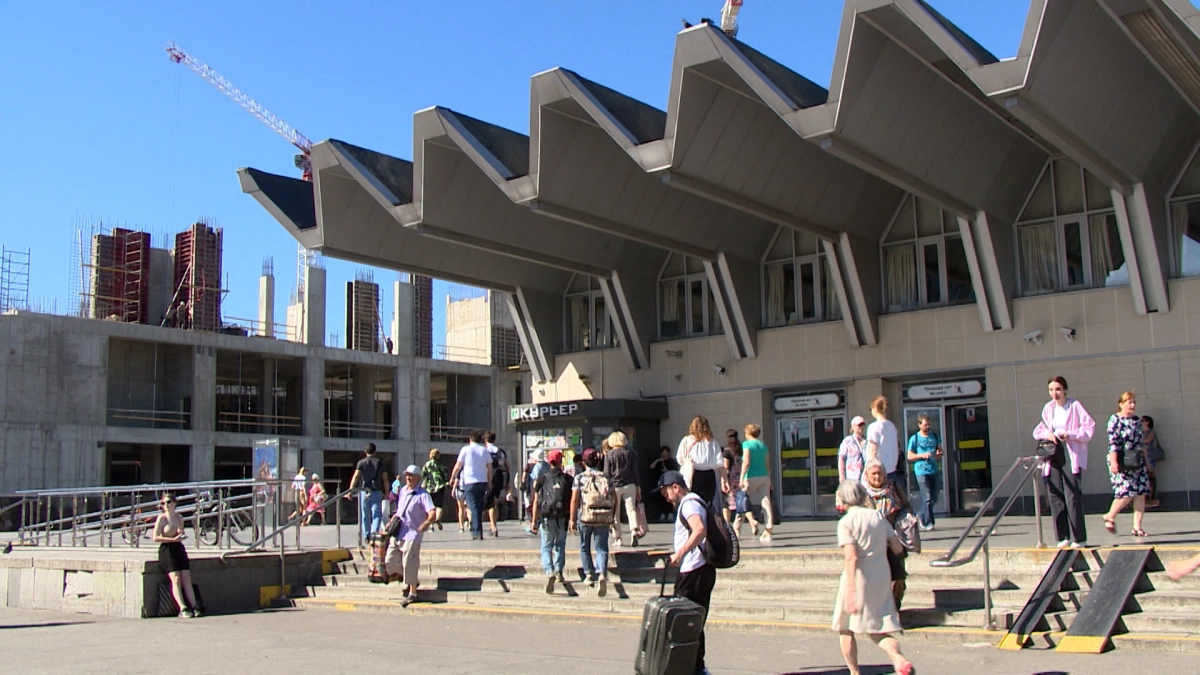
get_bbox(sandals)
[1132,528,1148,537]
[1103,517,1116,534]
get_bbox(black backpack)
[537,468,573,518]
[680,494,740,569]
[359,457,382,491]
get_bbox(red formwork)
[168,223,223,332]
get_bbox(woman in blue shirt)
[905,414,942,531]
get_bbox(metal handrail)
[929,454,1046,630]
[221,486,354,560]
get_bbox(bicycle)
[195,493,256,547]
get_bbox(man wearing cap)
[531,449,572,593]
[384,464,437,607]
[658,469,716,675]
[839,416,869,485]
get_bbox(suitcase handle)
[658,554,671,597]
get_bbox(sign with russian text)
[907,380,983,401]
[509,403,581,423]
[773,392,841,413]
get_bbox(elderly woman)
[1032,376,1095,548]
[1101,391,1150,537]
[833,480,914,675]
[863,460,909,610]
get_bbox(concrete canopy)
[406,107,670,371]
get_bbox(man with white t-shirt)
[658,469,715,675]
[449,430,493,541]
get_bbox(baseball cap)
[403,464,421,476]
[851,415,866,426]
[547,449,563,463]
[531,449,545,462]
[657,470,688,491]
[581,448,599,464]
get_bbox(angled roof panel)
[572,73,667,144]
[240,168,317,230]
[726,38,831,108]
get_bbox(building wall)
[445,295,492,365]
[541,276,1200,506]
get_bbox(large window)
[1016,158,1127,294]
[564,275,613,352]
[658,254,723,339]
[1169,146,1200,278]
[761,228,841,327]
[881,195,975,312]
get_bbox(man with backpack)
[658,469,717,675]
[346,443,391,545]
[570,448,615,597]
[530,449,572,593]
[483,430,509,537]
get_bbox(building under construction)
[346,272,381,352]
[165,222,223,332]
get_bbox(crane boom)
[166,41,313,178]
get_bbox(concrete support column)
[351,365,377,428]
[190,444,214,482]
[392,281,415,357]
[302,356,325,475]
[258,273,275,338]
[257,357,278,419]
[191,346,216,433]
[847,378,884,422]
[304,266,326,347]
[394,366,412,442]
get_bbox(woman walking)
[153,493,201,618]
[305,475,327,525]
[422,449,449,530]
[832,480,914,675]
[721,428,744,528]
[1032,376,1095,548]
[863,460,909,610]
[676,416,725,507]
[741,423,774,542]
[1101,391,1151,537]
[1142,416,1162,508]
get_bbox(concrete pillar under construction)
[352,365,377,430]
[302,355,325,478]
[192,346,216,433]
[392,280,414,357]
[303,266,326,347]
[258,272,275,338]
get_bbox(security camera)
[1023,330,1044,345]
[578,374,591,385]
[1059,326,1076,342]
[713,364,727,376]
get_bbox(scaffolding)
[67,219,156,323]
[0,246,30,313]
[165,221,223,331]
[413,274,433,358]
[346,271,381,352]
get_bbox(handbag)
[1036,438,1066,468]
[1120,444,1142,471]
[1146,439,1166,464]
[893,508,921,553]
[679,440,698,488]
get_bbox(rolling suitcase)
[367,532,391,584]
[635,558,707,675]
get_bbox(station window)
[881,195,975,312]
[761,228,841,327]
[658,254,723,340]
[1169,147,1200,278]
[1016,158,1127,294]
[563,275,613,352]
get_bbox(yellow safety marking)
[815,447,840,457]
[780,450,809,459]
[321,548,351,574]
[259,584,291,607]
[1055,635,1108,653]
[335,603,359,612]
[997,633,1027,650]
[816,469,840,478]
[782,469,810,478]
[958,439,985,449]
[960,460,988,471]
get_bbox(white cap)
[531,449,545,462]
[851,415,866,426]
[403,464,421,476]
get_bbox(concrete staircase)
[295,544,1200,652]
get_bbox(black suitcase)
[635,558,707,675]
[156,580,205,617]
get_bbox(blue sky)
[0,1,1033,349]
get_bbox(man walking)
[658,469,716,675]
[531,449,572,593]
[384,464,437,607]
[484,430,510,536]
[449,430,492,540]
[345,443,389,544]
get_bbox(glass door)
[776,416,812,516]
[950,404,991,512]
[813,416,845,515]
[902,406,949,514]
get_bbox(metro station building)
[244,0,1200,516]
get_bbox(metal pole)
[336,484,342,550]
[72,495,78,547]
[1032,460,1045,549]
[982,535,995,630]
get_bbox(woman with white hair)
[832,480,913,675]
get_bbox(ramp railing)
[929,454,1047,629]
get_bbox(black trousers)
[1044,464,1087,544]
[674,563,716,675]
[690,469,719,507]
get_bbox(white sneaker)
[1056,539,1071,549]
[1069,541,1088,549]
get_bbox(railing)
[106,407,191,429]
[929,454,1046,630]
[222,315,294,339]
[324,419,391,439]
[430,425,473,443]
[217,410,302,435]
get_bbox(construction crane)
[682,1,742,38]
[165,41,313,180]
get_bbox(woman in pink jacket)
[1032,376,1095,548]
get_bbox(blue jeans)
[579,524,610,579]
[915,473,940,527]
[539,516,568,576]
[359,490,383,542]
[463,482,488,539]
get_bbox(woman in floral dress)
[1101,391,1150,537]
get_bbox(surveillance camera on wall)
[713,364,727,376]
[1059,326,1076,342]
[1023,330,1044,345]
[578,374,591,385]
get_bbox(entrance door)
[813,416,845,515]
[950,405,991,511]
[776,416,812,516]
[901,407,949,514]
